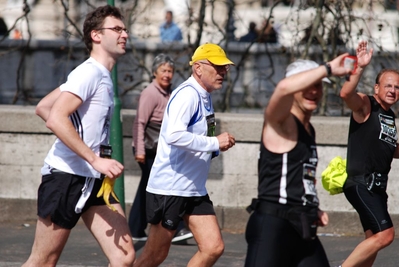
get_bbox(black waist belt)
[350,173,388,192]
[246,199,316,219]
[351,175,367,185]
[256,201,292,219]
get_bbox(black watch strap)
[323,63,332,76]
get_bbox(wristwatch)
[323,62,332,76]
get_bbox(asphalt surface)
[1,220,398,267]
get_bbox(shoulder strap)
[167,85,202,127]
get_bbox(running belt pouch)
[288,208,318,241]
[144,122,161,154]
[365,173,388,193]
[246,198,259,213]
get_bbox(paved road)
[1,220,398,266]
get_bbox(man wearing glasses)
[22,5,135,267]
[134,43,236,267]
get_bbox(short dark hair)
[375,69,399,84]
[83,5,124,52]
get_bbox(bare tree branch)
[60,0,83,38]
[12,0,32,104]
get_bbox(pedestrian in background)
[134,43,236,267]
[238,21,258,42]
[22,5,135,267]
[160,10,183,42]
[245,56,352,267]
[0,17,8,37]
[257,19,277,43]
[129,53,193,243]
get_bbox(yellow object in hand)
[97,176,120,212]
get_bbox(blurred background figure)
[257,19,277,43]
[299,26,318,45]
[129,53,193,243]
[13,29,22,39]
[160,10,183,42]
[0,17,8,37]
[238,21,258,42]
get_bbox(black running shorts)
[245,211,329,267]
[37,170,118,229]
[344,183,393,234]
[146,193,215,230]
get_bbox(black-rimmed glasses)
[97,26,129,34]
[199,61,230,72]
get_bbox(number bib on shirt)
[302,163,319,205]
[379,114,398,146]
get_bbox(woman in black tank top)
[245,55,352,267]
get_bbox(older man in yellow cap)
[134,43,236,267]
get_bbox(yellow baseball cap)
[189,43,235,66]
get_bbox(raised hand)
[356,40,373,69]
[328,53,353,77]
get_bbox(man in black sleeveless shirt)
[339,41,399,267]
[244,55,352,267]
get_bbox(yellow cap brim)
[208,57,235,66]
[190,57,234,66]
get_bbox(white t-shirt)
[42,57,114,178]
[146,76,219,197]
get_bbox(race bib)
[379,114,398,147]
[302,163,319,205]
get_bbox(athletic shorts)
[37,170,118,229]
[245,211,329,267]
[146,192,215,230]
[344,183,393,234]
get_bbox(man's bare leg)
[82,204,135,267]
[342,228,394,267]
[22,216,71,267]
[134,223,175,267]
[186,214,224,267]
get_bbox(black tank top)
[258,116,319,207]
[346,95,397,177]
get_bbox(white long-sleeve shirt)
[146,76,219,196]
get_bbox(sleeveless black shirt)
[346,95,397,178]
[258,116,319,207]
